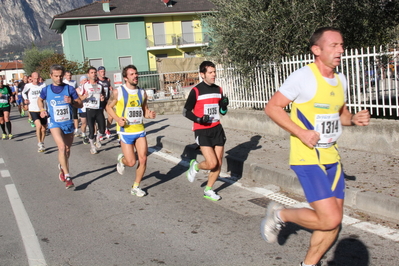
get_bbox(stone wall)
[147,99,186,115]
[146,101,399,155]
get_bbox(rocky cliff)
[0,0,93,54]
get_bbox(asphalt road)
[1,108,399,266]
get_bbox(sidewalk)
[145,113,399,223]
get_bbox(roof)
[50,0,215,31]
[0,61,24,71]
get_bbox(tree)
[23,46,90,79]
[23,45,54,75]
[35,53,90,79]
[202,0,399,70]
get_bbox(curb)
[147,134,399,223]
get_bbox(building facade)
[50,0,214,71]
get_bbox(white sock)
[276,209,284,223]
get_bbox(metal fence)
[215,46,399,117]
[141,46,399,118]
[139,70,200,100]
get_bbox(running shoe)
[90,146,98,154]
[8,134,13,140]
[38,142,45,152]
[65,177,74,189]
[2,134,7,140]
[299,262,322,266]
[95,138,102,149]
[186,159,198,182]
[21,110,25,117]
[74,130,80,137]
[82,136,89,145]
[29,120,35,127]
[105,129,111,139]
[58,163,66,182]
[131,187,146,197]
[260,201,285,243]
[203,189,221,201]
[116,154,125,175]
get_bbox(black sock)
[6,121,11,134]
[0,123,5,134]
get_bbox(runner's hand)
[298,129,320,149]
[197,115,210,124]
[64,95,72,103]
[117,117,126,127]
[352,110,370,126]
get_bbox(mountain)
[0,0,93,60]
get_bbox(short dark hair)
[199,61,216,74]
[309,27,342,47]
[87,66,97,74]
[50,64,65,75]
[122,64,138,78]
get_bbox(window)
[86,25,100,41]
[115,23,130,39]
[119,56,132,69]
[182,21,194,44]
[89,58,103,69]
[153,22,166,46]
[156,54,168,59]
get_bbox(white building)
[0,61,25,84]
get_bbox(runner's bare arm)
[142,91,156,119]
[339,104,370,126]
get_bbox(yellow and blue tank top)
[115,85,145,134]
[290,63,345,165]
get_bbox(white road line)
[150,147,399,242]
[6,184,47,266]
[1,169,11,178]
[0,158,4,164]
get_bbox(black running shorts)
[30,112,47,126]
[194,124,226,147]
[0,106,11,117]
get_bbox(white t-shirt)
[279,65,347,103]
[63,79,77,89]
[81,82,103,109]
[22,83,46,111]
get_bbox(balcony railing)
[146,32,209,48]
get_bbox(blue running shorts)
[119,132,146,145]
[291,162,345,203]
[48,122,75,135]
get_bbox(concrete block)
[354,191,399,222]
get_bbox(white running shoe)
[95,136,102,148]
[203,189,221,201]
[105,129,111,139]
[116,154,125,175]
[37,142,45,153]
[187,159,198,182]
[131,187,146,197]
[90,146,98,154]
[260,201,285,243]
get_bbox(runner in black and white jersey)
[22,72,47,152]
[97,66,113,139]
[76,75,89,144]
[81,67,106,154]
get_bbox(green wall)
[62,18,149,71]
